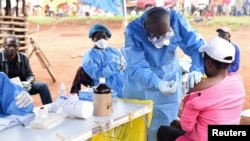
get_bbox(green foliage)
[27,16,57,24]
[27,15,131,24]
[188,16,250,31]
[27,15,250,31]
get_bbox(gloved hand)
[15,91,33,108]
[117,61,126,71]
[158,81,177,95]
[21,81,32,91]
[115,58,126,71]
[188,71,203,88]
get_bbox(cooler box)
[79,88,93,101]
[79,88,118,101]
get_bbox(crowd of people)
[3,0,250,18]
[0,5,246,141]
[179,0,250,17]
[180,0,250,22]
[43,1,112,18]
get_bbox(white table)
[0,99,152,141]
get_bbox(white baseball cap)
[199,37,235,63]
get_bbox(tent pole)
[122,0,128,30]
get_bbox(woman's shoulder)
[188,77,219,93]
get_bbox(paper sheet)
[10,77,22,86]
[0,113,35,131]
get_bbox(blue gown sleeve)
[82,48,121,80]
[0,72,33,117]
[228,42,240,73]
[122,27,161,88]
[169,10,205,73]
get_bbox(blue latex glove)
[188,71,203,88]
[158,81,177,95]
[15,91,33,108]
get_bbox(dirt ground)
[27,20,250,124]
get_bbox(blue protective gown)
[0,72,34,117]
[82,47,124,98]
[228,42,240,73]
[121,9,205,141]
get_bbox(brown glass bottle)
[93,78,111,94]
[93,78,113,116]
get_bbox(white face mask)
[95,39,108,49]
[148,28,174,49]
[149,37,170,48]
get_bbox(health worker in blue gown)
[0,72,33,117]
[121,7,205,141]
[82,24,125,98]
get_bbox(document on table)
[0,113,35,131]
[10,77,22,86]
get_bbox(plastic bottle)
[58,82,68,100]
[57,82,68,108]
[58,82,67,97]
[93,78,112,116]
[38,106,47,118]
[50,82,68,113]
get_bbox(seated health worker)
[157,37,246,141]
[0,72,33,117]
[70,24,125,98]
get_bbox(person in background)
[223,0,231,16]
[121,7,205,141]
[0,72,33,117]
[184,0,192,15]
[216,0,224,16]
[44,4,49,16]
[71,2,78,16]
[70,24,125,98]
[0,36,53,105]
[157,37,245,141]
[205,7,213,20]
[235,0,244,16]
[192,9,203,22]
[63,2,70,17]
[216,26,240,72]
[48,0,55,17]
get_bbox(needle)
[16,118,26,127]
[176,84,186,88]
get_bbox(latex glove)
[188,71,203,88]
[15,91,33,108]
[21,81,32,91]
[118,61,126,71]
[158,81,177,95]
[180,65,189,75]
[115,59,126,71]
